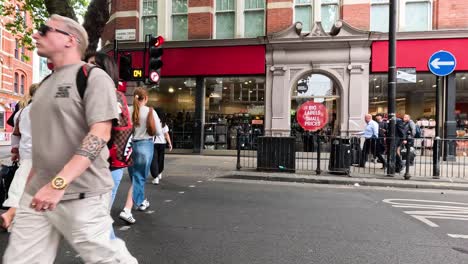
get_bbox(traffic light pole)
[386,0,397,176]
[113,39,118,62]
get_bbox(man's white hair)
[49,14,89,57]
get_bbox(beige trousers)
[3,192,138,264]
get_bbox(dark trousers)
[375,138,387,168]
[150,143,166,178]
[360,138,374,167]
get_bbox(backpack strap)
[76,64,97,99]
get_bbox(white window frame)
[243,0,266,38]
[293,0,329,32]
[214,0,237,39]
[140,0,158,40]
[370,0,390,32]
[400,0,432,31]
[170,0,188,41]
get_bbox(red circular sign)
[296,101,328,131]
[150,71,160,82]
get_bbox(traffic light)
[119,53,132,81]
[148,35,164,83]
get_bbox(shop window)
[291,73,340,137]
[0,111,4,129]
[14,73,19,93]
[149,77,196,149]
[244,0,265,37]
[172,0,188,40]
[142,0,158,38]
[205,77,265,150]
[215,0,235,39]
[20,75,25,94]
[370,0,389,32]
[15,40,19,59]
[456,73,468,132]
[321,0,339,32]
[404,0,431,32]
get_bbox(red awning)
[372,39,468,72]
[114,45,266,77]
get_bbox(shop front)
[370,34,468,143]
[141,43,266,154]
[264,21,372,140]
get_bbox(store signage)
[297,80,308,94]
[397,68,416,83]
[296,101,328,132]
[115,29,136,41]
[428,50,457,77]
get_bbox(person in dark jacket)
[375,114,388,169]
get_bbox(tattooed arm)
[30,121,112,211]
[55,121,112,185]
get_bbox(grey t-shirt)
[26,63,118,200]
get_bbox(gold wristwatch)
[51,176,68,190]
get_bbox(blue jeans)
[110,168,124,240]
[128,139,154,207]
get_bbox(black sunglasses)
[37,24,81,43]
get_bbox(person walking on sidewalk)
[3,14,137,264]
[119,88,162,224]
[355,114,379,168]
[151,108,173,185]
[374,113,388,169]
[86,51,133,239]
[1,84,39,230]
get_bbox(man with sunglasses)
[3,14,138,264]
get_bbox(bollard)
[432,137,440,179]
[404,142,411,180]
[316,135,322,175]
[236,130,241,170]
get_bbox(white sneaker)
[138,199,150,211]
[152,177,160,185]
[158,173,162,180]
[119,210,136,224]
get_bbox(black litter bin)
[329,137,352,175]
[257,136,295,172]
[350,137,362,165]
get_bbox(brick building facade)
[0,2,34,133]
[101,0,468,153]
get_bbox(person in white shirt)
[150,108,172,185]
[1,84,39,230]
[119,88,162,224]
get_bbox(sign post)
[428,50,457,177]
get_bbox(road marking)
[178,191,185,194]
[448,234,468,239]
[164,199,172,203]
[119,226,131,231]
[146,210,155,214]
[189,185,196,188]
[197,181,203,183]
[383,199,468,228]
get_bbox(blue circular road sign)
[428,50,457,77]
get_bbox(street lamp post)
[387,0,397,176]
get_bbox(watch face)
[53,177,65,188]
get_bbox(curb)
[222,171,468,191]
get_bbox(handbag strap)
[12,108,24,137]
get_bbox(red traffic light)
[149,36,164,47]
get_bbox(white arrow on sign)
[150,71,160,82]
[430,58,456,69]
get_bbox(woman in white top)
[119,88,162,224]
[150,108,172,185]
[1,84,39,230]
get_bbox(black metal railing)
[236,131,468,179]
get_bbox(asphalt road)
[1,173,468,263]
